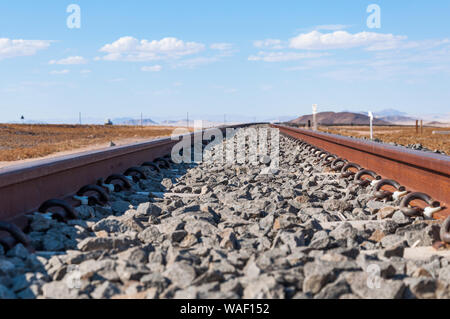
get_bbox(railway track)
[0,124,449,299]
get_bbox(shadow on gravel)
[0,157,198,299]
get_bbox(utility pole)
[368,111,374,140]
[140,112,143,128]
[187,112,189,129]
[79,112,82,125]
[312,104,318,131]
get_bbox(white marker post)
[312,104,318,131]
[368,111,374,140]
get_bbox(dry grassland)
[0,124,189,162]
[319,125,450,154]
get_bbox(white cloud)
[0,38,51,60]
[50,69,70,75]
[49,56,87,65]
[99,36,205,61]
[289,30,406,50]
[248,51,330,62]
[253,39,284,50]
[141,65,162,72]
[210,43,233,51]
[80,69,91,74]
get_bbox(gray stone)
[138,226,163,244]
[137,202,162,217]
[148,250,166,265]
[365,200,385,213]
[329,223,357,240]
[173,286,198,299]
[11,273,34,292]
[356,255,397,279]
[344,272,405,299]
[140,273,169,292]
[303,273,333,295]
[192,270,224,286]
[392,211,411,225]
[171,230,188,243]
[323,199,353,213]
[111,201,131,214]
[220,229,239,250]
[243,275,284,299]
[30,214,52,232]
[438,265,450,284]
[116,264,150,282]
[75,205,95,219]
[220,278,242,295]
[90,281,121,299]
[314,279,350,299]
[184,220,219,237]
[402,225,440,247]
[42,281,80,299]
[161,178,173,189]
[42,232,65,251]
[6,244,29,260]
[0,258,15,275]
[383,244,405,258]
[405,277,438,299]
[78,259,118,282]
[92,217,130,233]
[17,286,39,299]
[243,259,261,279]
[380,235,405,248]
[309,235,332,250]
[116,247,149,264]
[64,250,101,265]
[77,236,137,252]
[0,284,16,299]
[163,262,197,288]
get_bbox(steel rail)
[272,124,450,220]
[0,125,247,223]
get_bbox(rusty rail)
[272,124,450,220]
[0,125,247,223]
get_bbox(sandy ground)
[0,136,169,169]
[0,124,193,169]
[319,125,450,154]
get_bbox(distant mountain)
[379,115,417,124]
[374,109,408,117]
[121,119,158,126]
[290,112,390,125]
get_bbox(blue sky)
[1,1,449,123]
